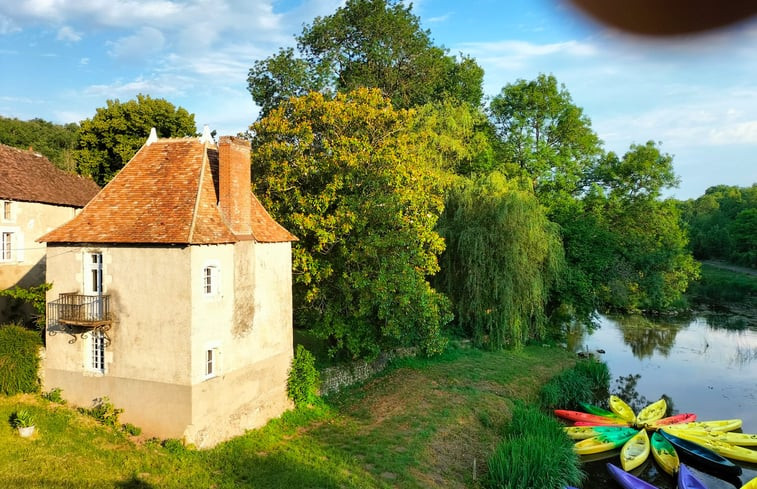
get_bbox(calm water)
[566,313,757,489]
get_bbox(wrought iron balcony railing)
[47,293,112,327]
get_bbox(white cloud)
[83,76,183,99]
[107,26,166,59]
[56,25,81,42]
[80,57,89,65]
[427,13,451,23]
[0,14,19,34]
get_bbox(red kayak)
[646,413,696,429]
[555,409,630,426]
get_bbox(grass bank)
[688,263,757,305]
[0,344,575,489]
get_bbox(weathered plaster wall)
[1,201,79,322]
[44,244,195,437]
[44,241,294,446]
[186,241,293,447]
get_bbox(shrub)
[0,283,52,330]
[486,403,584,489]
[539,358,610,410]
[42,387,66,404]
[287,345,320,407]
[122,423,142,436]
[10,408,35,428]
[0,323,42,394]
[82,397,123,427]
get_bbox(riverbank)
[0,344,575,488]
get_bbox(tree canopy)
[489,74,602,202]
[437,172,564,348]
[75,94,196,185]
[248,0,484,116]
[0,115,79,171]
[250,88,452,358]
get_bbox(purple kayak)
[606,463,659,489]
[678,464,707,489]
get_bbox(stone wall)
[319,347,416,395]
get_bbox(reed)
[538,358,610,410]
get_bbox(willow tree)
[437,173,564,348]
[251,88,452,359]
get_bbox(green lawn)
[0,344,575,488]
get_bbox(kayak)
[574,420,630,427]
[563,425,638,441]
[659,429,742,475]
[667,432,757,464]
[621,429,650,471]
[664,426,757,447]
[678,463,707,489]
[636,399,667,426]
[555,409,628,425]
[580,402,625,420]
[671,419,743,433]
[606,462,659,489]
[574,430,637,455]
[610,395,637,424]
[650,431,680,476]
[742,476,757,489]
[646,413,697,429]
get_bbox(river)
[566,312,757,489]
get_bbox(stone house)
[0,143,100,323]
[39,131,297,447]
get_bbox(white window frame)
[89,329,107,374]
[0,231,12,261]
[1,201,11,222]
[84,251,104,294]
[204,343,220,379]
[0,227,22,263]
[202,263,220,297]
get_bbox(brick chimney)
[217,136,252,236]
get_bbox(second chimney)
[218,136,252,236]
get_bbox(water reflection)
[574,312,757,489]
[612,315,684,358]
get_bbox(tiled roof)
[40,137,296,245]
[0,143,100,207]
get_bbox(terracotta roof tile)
[39,137,296,245]
[0,143,100,207]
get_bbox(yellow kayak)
[742,476,757,489]
[651,431,679,476]
[667,431,757,464]
[563,426,638,441]
[669,419,743,433]
[621,429,650,471]
[636,398,667,426]
[574,430,637,455]
[610,395,637,424]
[664,426,757,447]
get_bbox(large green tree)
[247,0,484,115]
[75,94,196,185]
[489,74,603,202]
[437,172,564,348]
[250,88,452,359]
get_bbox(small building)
[39,131,297,447]
[0,143,99,323]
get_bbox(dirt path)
[702,259,757,276]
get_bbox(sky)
[1,0,756,200]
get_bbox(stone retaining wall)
[319,347,416,395]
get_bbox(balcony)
[47,293,113,328]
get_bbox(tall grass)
[486,403,584,489]
[539,358,610,410]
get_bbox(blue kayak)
[660,429,742,476]
[606,463,659,489]
[678,464,707,489]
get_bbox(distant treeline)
[0,115,79,171]
[680,184,757,268]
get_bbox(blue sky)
[1,0,756,199]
